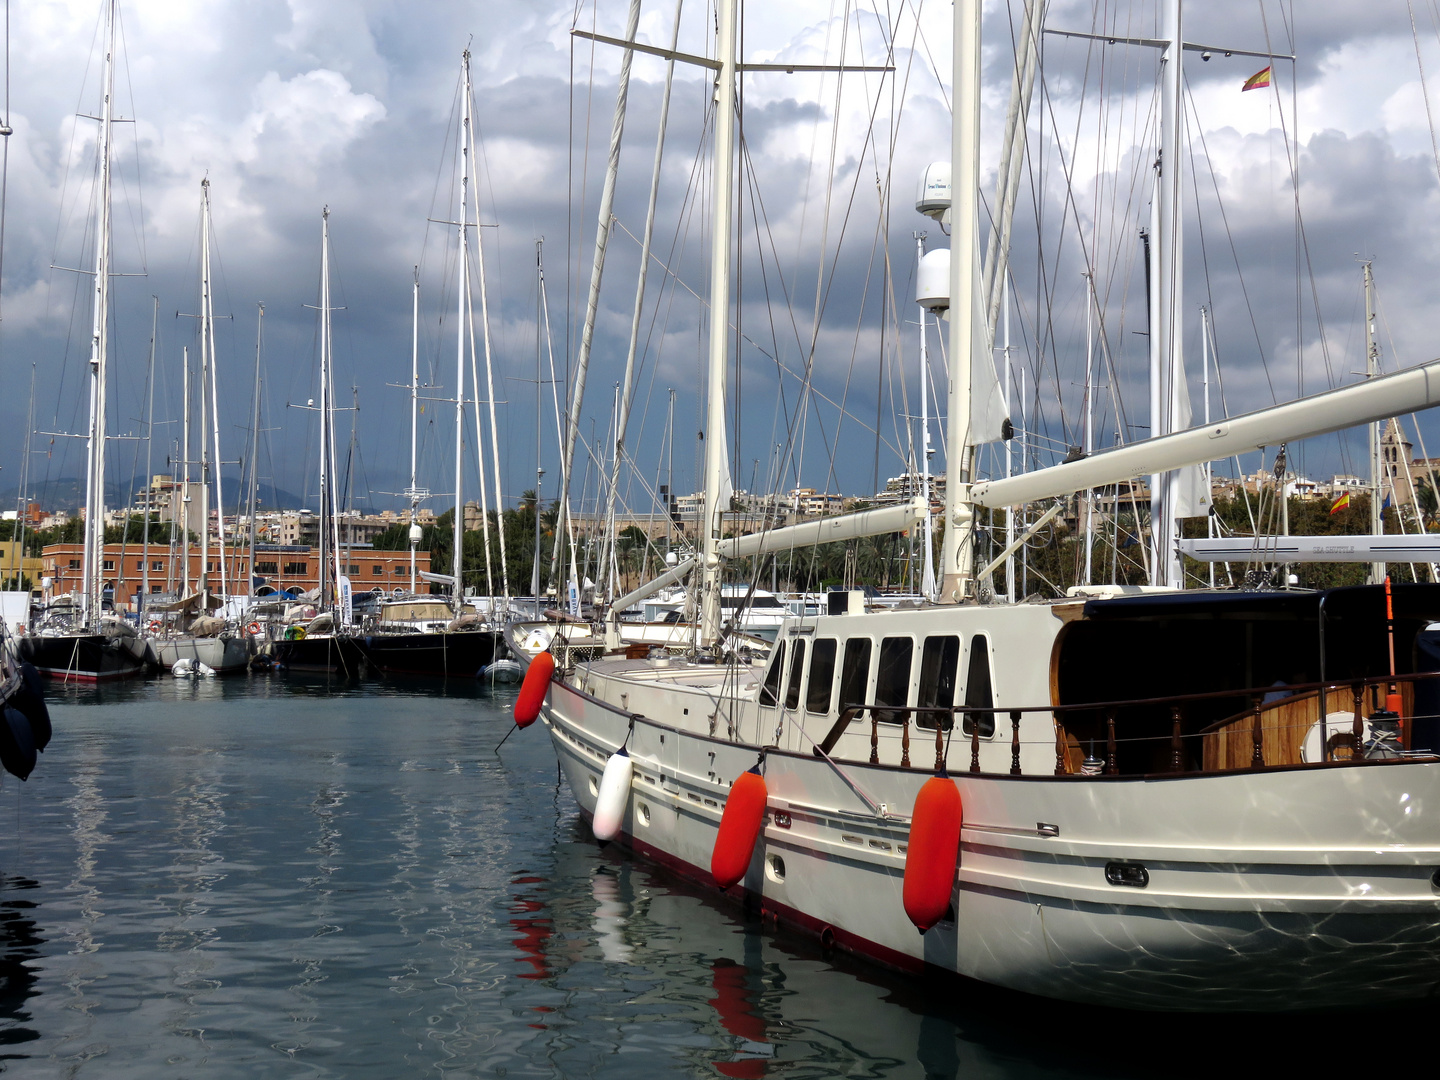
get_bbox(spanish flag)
[1330,491,1351,514]
[1242,66,1272,92]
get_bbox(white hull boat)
[541,588,1440,1011]
[529,0,1440,1013]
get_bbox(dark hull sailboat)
[19,631,147,682]
[359,629,501,679]
[270,633,368,676]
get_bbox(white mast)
[1083,271,1095,587]
[916,233,936,601]
[1365,259,1385,584]
[246,303,263,599]
[699,0,739,644]
[941,0,980,603]
[318,207,335,610]
[452,54,470,613]
[556,0,645,590]
[1148,0,1185,587]
[181,346,191,595]
[80,0,118,626]
[202,179,229,601]
[407,267,422,597]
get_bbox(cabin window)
[806,638,837,714]
[874,637,914,724]
[784,640,807,710]
[760,641,786,708]
[962,633,995,737]
[917,635,960,730]
[839,638,872,716]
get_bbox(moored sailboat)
[528,0,1440,1011]
[21,0,145,682]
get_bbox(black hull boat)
[19,632,146,682]
[270,633,368,676]
[360,629,500,679]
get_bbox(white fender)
[592,747,633,842]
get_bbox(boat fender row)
[902,772,963,933]
[711,766,769,890]
[0,663,50,782]
[592,747,633,844]
[513,651,556,728]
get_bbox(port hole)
[638,803,651,826]
[588,775,599,796]
[766,855,785,883]
[1105,862,1149,888]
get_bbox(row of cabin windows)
[760,633,995,736]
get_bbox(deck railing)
[813,670,1440,777]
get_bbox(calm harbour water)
[0,675,1403,1078]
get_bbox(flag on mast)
[1330,491,1351,514]
[1242,66,1272,92]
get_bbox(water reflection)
[0,876,43,1065]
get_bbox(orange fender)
[513,651,556,728]
[711,767,768,889]
[902,773,963,932]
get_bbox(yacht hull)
[19,633,146,682]
[360,629,500,679]
[149,635,253,674]
[271,634,367,676]
[544,674,1440,1012]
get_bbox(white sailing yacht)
[360,49,502,679]
[148,178,251,675]
[527,0,1440,1011]
[21,0,146,681]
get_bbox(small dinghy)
[480,658,524,684]
[171,658,217,678]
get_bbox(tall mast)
[408,267,421,596]
[198,178,213,600]
[1365,259,1385,584]
[203,179,229,600]
[81,0,118,625]
[1149,0,1185,587]
[699,0,739,644]
[556,0,645,596]
[915,233,936,601]
[467,49,509,607]
[181,346,190,595]
[1083,271,1096,587]
[941,0,980,603]
[452,50,470,613]
[532,241,545,600]
[318,207,333,609]
[142,296,157,613]
[246,302,263,598]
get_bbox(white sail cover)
[1178,535,1440,563]
[967,235,1010,445]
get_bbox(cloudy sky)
[2,0,1439,523]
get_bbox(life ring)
[148,620,162,633]
[246,621,262,636]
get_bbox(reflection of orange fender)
[513,652,555,727]
[902,773,963,932]
[246,621,262,636]
[711,768,768,889]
